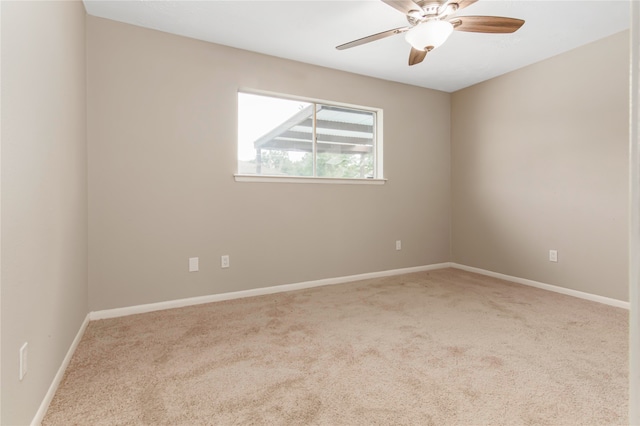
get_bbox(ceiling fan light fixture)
[405,20,454,51]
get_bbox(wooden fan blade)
[336,27,409,50]
[381,0,422,15]
[450,16,525,33]
[409,47,428,66]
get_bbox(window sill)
[234,175,387,185]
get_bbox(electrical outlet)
[549,250,558,262]
[396,240,402,251]
[19,342,28,381]
[189,257,199,272]
[221,255,230,268]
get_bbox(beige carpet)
[43,268,628,425]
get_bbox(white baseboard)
[89,262,629,320]
[89,263,453,320]
[31,313,90,426]
[451,263,630,310]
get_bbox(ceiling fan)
[336,0,525,66]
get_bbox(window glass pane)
[315,105,375,179]
[238,93,314,177]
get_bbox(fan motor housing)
[416,1,445,13]
[407,1,458,25]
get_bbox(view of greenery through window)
[238,92,378,179]
[258,150,374,178]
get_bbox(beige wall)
[1,1,87,424]
[86,16,451,311]
[451,31,629,302]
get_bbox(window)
[237,91,383,182]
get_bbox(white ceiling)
[83,0,631,93]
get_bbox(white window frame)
[235,89,385,185]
